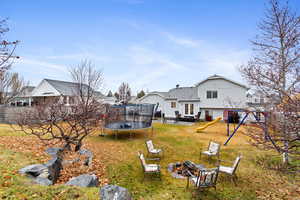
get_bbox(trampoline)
[103,103,156,138]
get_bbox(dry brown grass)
[0,122,299,199]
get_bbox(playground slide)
[196,117,222,132]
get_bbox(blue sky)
[2,0,300,94]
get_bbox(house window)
[207,91,211,98]
[207,91,218,99]
[260,98,264,104]
[171,102,176,108]
[190,104,194,115]
[185,104,189,115]
[213,91,218,98]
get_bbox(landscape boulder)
[100,185,132,200]
[45,147,62,157]
[65,174,98,187]
[33,177,53,186]
[19,164,54,186]
[78,149,93,166]
[19,164,47,177]
[45,156,62,182]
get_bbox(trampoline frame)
[103,103,156,139]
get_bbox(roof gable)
[45,79,83,96]
[31,79,61,96]
[195,75,249,90]
[138,92,167,101]
[31,79,105,97]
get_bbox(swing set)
[223,109,279,152]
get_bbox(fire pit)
[167,161,205,179]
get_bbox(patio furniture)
[138,151,161,182]
[218,155,242,185]
[200,141,220,162]
[146,140,163,159]
[195,112,201,121]
[186,166,220,192]
[175,111,181,122]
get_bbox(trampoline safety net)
[104,104,155,130]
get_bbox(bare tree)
[0,18,21,104]
[0,72,25,104]
[14,60,104,152]
[0,18,19,73]
[118,82,131,104]
[223,96,244,109]
[240,0,300,165]
[114,92,119,100]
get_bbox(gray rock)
[45,147,62,157]
[45,156,62,182]
[79,149,93,166]
[65,174,98,187]
[19,164,54,185]
[19,164,47,177]
[19,147,63,186]
[100,185,132,200]
[34,177,53,186]
[37,168,50,179]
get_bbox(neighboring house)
[30,79,105,105]
[246,91,268,108]
[9,86,35,106]
[138,75,249,120]
[101,96,117,105]
[128,96,138,104]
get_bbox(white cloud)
[13,24,250,93]
[128,46,187,90]
[20,58,68,73]
[163,32,201,48]
[129,45,185,70]
[196,46,250,81]
[103,45,188,93]
[161,31,250,83]
[45,53,110,63]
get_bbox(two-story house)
[138,75,249,121]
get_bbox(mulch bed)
[0,135,109,186]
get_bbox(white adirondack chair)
[200,141,221,162]
[138,151,161,182]
[145,140,163,159]
[186,166,220,192]
[219,155,242,185]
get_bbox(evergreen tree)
[107,90,113,97]
[137,90,145,98]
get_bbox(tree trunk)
[282,112,289,165]
[63,143,71,152]
[75,141,82,152]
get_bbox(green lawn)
[0,122,299,200]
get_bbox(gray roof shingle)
[146,87,199,101]
[45,79,104,97]
[166,87,199,100]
